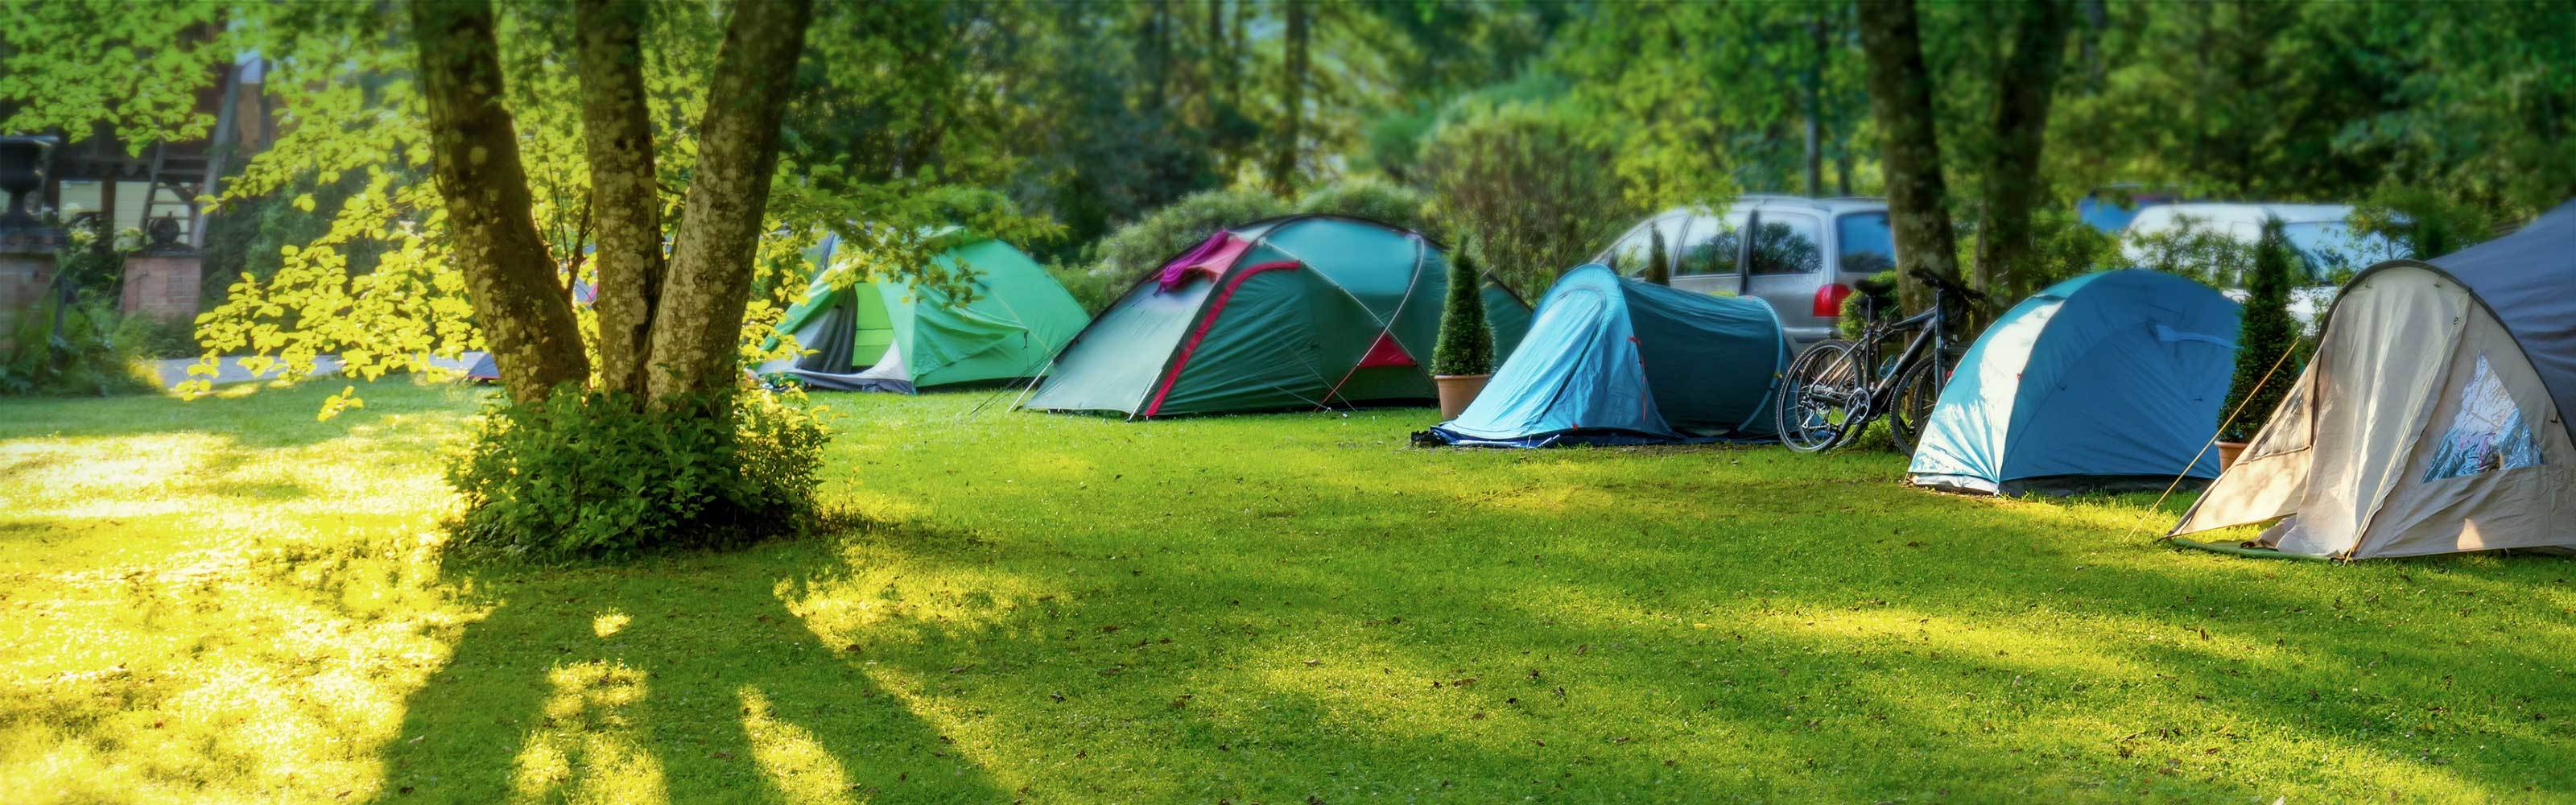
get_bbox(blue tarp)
[1909,270,2243,494]
[1428,265,1789,448]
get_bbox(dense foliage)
[2220,219,2301,440]
[1418,102,1637,292]
[1429,244,1492,378]
[1042,259,1127,317]
[10,0,2573,557]
[1295,177,1437,240]
[0,219,157,397]
[0,299,160,397]
[2124,219,2256,290]
[1088,188,1288,283]
[445,387,828,561]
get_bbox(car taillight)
[1814,283,1854,318]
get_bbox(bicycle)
[1774,267,1988,453]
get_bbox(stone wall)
[119,253,202,322]
[0,250,56,344]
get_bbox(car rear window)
[1836,213,1895,277]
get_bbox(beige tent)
[2171,201,2576,559]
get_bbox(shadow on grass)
[373,534,1015,803]
[788,423,2576,802]
[0,378,481,451]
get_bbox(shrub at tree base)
[1,299,162,397]
[1430,246,1495,377]
[2220,218,2301,441]
[445,388,830,561]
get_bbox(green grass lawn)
[3,380,2571,803]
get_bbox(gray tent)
[2171,200,2576,559]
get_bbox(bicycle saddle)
[1853,276,1898,297]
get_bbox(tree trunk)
[1803,14,1825,197]
[1141,2,1170,113]
[1835,2,1856,196]
[1267,0,1307,195]
[1230,0,1247,103]
[644,0,814,401]
[2079,0,2107,89]
[410,0,588,403]
[1971,0,2071,300]
[574,0,667,398]
[1855,0,1963,310]
[1205,0,1225,129]
[1200,0,1220,130]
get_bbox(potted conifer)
[1431,242,1497,419]
[2216,218,2300,467]
[1644,225,1671,286]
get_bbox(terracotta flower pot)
[2216,440,2249,469]
[1433,374,1491,419]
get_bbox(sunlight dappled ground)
[0,382,480,803]
[2,382,2572,803]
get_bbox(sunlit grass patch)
[2,382,2573,803]
[0,380,478,804]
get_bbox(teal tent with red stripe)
[1019,215,1533,418]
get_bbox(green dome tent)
[760,234,1088,394]
[1019,215,1534,418]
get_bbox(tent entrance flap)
[787,295,861,373]
[2251,269,2469,557]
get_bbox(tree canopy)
[6,0,2568,384]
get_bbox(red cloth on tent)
[1356,332,1416,368]
[1143,261,1303,415]
[1157,233,1253,292]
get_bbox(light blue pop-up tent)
[1427,264,1789,447]
[1909,269,2242,494]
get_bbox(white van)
[2120,203,2408,326]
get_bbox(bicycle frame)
[1848,288,1955,407]
[1777,275,1985,452]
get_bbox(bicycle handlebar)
[1907,268,1989,303]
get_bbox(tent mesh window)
[2422,353,2545,481]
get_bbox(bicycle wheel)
[1886,358,1942,455]
[1775,339,1866,453]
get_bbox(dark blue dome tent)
[1426,264,1788,447]
[1909,270,2242,495]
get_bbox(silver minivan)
[1591,194,1897,347]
